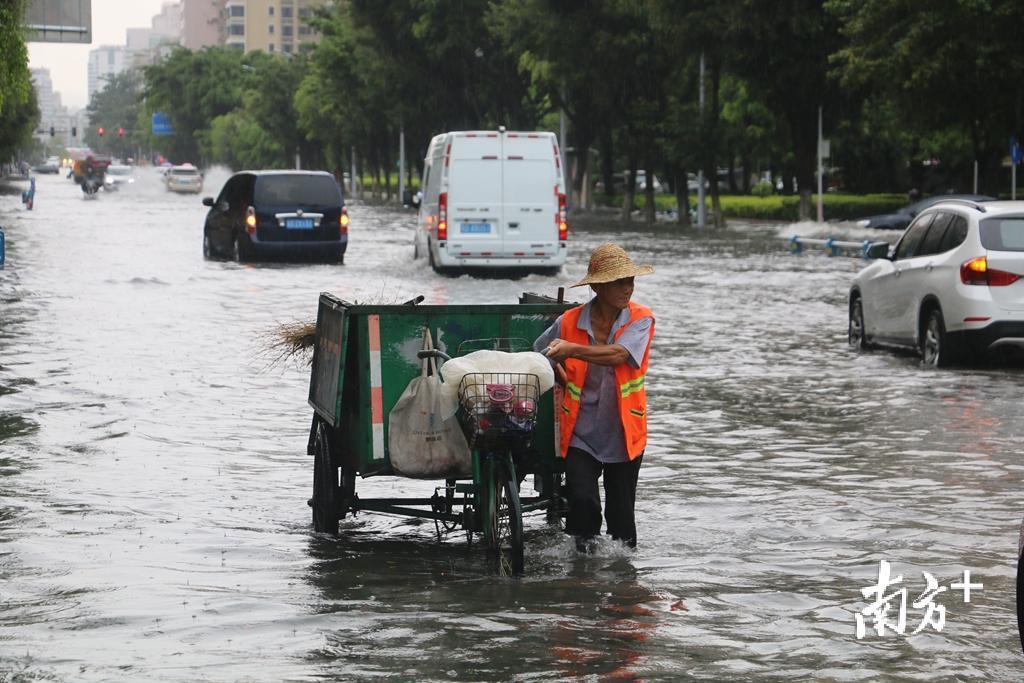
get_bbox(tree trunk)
[673,166,691,227]
[622,154,638,223]
[600,128,615,199]
[709,59,725,228]
[644,166,656,225]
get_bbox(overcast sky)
[28,0,170,110]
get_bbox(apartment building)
[87,45,128,101]
[224,0,328,55]
[181,0,223,49]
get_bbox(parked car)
[202,170,348,263]
[414,129,567,274]
[32,159,60,174]
[103,164,135,191]
[854,194,995,231]
[848,199,1024,366]
[165,163,204,194]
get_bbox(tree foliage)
[84,71,142,154]
[111,1,1024,215]
[0,0,38,161]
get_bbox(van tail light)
[245,206,256,235]
[339,207,349,235]
[438,192,447,241]
[960,256,1021,286]
[556,190,567,240]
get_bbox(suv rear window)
[980,217,1024,251]
[255,175,341,207]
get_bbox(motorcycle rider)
[81,155,104,195]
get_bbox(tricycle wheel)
[486,459,524,576]
[312,421,339,535]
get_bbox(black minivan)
[202,170,349,263]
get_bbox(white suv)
[848,199,1024,366]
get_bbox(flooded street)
[2,172,1022,681]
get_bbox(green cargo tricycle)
[305,292,571,575]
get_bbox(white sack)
[387,329,472,478]
[439,350,554,417]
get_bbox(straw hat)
[571,243,654,287]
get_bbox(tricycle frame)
[306,292,570,575]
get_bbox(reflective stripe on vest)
[558,301,654,460]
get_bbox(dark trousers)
[564,447,643,548]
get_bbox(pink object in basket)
[485,383,515,411]
[513,399,535,418]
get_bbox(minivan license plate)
[286,218,314,230]
[461,223,491,234]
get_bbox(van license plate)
[461,223,491,234]
[286,218,314,229]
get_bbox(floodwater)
[1,172,1022,681]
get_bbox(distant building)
[126,2,185,70]
[87,45,127,102]
[181,0,223,49]
[224,0,328,55]
[31,68,83,149]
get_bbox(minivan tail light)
[339,207,349,235]
[557,190,567,240]
[438,192,447,241]
[245,206,256,235]
[960,256,1022,286]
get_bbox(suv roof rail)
[932,198,988,213]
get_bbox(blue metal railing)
[788,235,874,259]
[0,227,5,269]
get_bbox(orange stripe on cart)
[368,314,385,460]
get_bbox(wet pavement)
[1,171,1022,681]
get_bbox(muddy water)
[1,172,1022,681]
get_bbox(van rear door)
[447,133,503,256]
[502,133,558,258]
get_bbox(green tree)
[142,47,245,164]
[828,0,1024,193]
[0,0,38,162]
[84,71,142,155]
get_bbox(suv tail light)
[960,256,1022,286]
[556,189,567,241]
[245,206,256,235]
[438,192,447,241]
[339,207,349,235]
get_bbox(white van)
[414,129,568,273]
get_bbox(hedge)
[597,192,908,221]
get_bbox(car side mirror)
[866,241,891,260]
[202,196,214,207]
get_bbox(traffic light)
[118,127,125,137]
[49,126,55,137]
[97,127,104,137]
[72,126,77,137]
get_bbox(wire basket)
[456,372,540,449]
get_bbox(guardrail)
[0,227,5,269]
[787,235,874,258]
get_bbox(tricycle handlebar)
[417,349,451,362]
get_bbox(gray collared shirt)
[534,299,653,463]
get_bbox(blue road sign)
[151,112,173,136]
[1011,136,1022,165]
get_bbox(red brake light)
[245,206,256,235]
[960,256,1021,286]
[339,207,349,234]
[557,189,567,240]
[438,192,447,241]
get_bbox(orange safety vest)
[558,302,654,460]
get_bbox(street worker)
[534,242,655,552]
